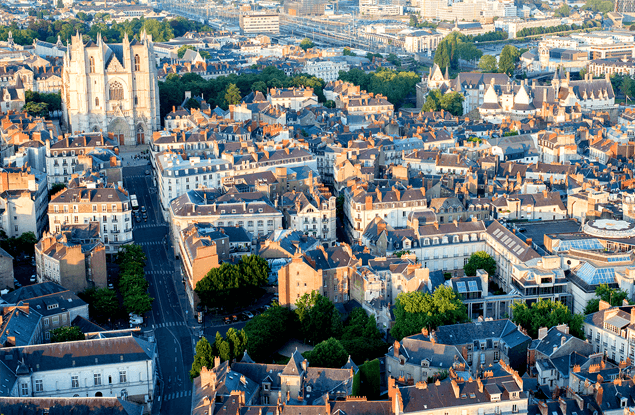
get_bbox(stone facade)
[62,32,160,145]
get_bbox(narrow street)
[123,164,195,415]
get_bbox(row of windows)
[53,204,123,213]
[89,55,141,73]
[24,372,127,395]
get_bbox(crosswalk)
[146,270,174,275]
[134,223,167,229]
[137,241,163,246]
[164,390,192,401]
[153,321,186,329]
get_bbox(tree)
[554,3,570,16]
[92,288,119,320]
[296,291,339,344]
[226,328,248,361]
[434,42,450,72]
[422,89,441,112]
[49,183,66,198]
[251,81,267,93]
[22,101,48,118]
[177,45,195,58]
[239,254,270,287]
[50,326,85,343]
[300,38,315,51]
[190,337,214,379]
[223,83,241,108]
[57,0,64,8]
[584,284,632,314]
[456,42,482,63]
[464,251,496,277]
[302,337,348,368]
[185,97,200,110]
[621,76,634,100]
[511,299,585,339]
[352,359,380,399]
[479,55,498,73]
[386,53,401,67]
[439,91,464,116]
[409,14,419,27]
[498,45,520,76]
[343,47,356,56]
[200,50,211,59]
[244,305,294,362]
[123,285,154,315]
[391,286,468,340]
[117,244,147,267]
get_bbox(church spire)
[445,66,449,80]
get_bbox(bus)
[130,194,139,210]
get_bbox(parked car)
[223,317,231,325]
[141,206,146,213]
[244,311,254,319]
[30,275,36,283]
[231,315,238,322]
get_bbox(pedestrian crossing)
[153,321,186,329]
[134,223,167,229]
[164,390,191,401]
[146,270,174,275]
[136,241,163,246]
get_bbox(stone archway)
[108,117,129,145]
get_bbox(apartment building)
[169,189,283,249]
[178,223,222,311]
[155,152,233,213]
[584,304,635,363]
[48,185,133,254]
[239,13,280,34]
[35,223,108,293]
[0,167,48,238]
[45,133,118,188]
[1,284,89,343]
[489,191,567,221]
[267,87,318,110]
[278,244,359,306]
[343,184,428,241]
[0,335,155,405]
[280,184,337,242]
[303,59,349,83]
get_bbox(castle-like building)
[61,31,160,146]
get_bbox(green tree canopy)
[343,47,356,56]
[498,45,520,76]
[302,337,348,368]
[190,337,215,379]
[352,359,381,399]
[223,83,242,108]
[511,299,584,339]
[50,326,85,343]
[300,38,315,51]
[464,251,496,277]
[22,102,48,118]
[478,55,498,73]
[391,286,468,340]
[584,284,632,314]
[244,305,295,362]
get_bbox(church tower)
[62,31,160,145]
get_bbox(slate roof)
[432,319,531,349]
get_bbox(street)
[122,163,195,415]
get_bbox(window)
[89,56,95,73]
[513,405,518,413]
[120,371,127,383]
[44,318,49,326]
[72,376,79,388]
[35,380,43,392]
[134,54,140,71]
[52,316,59,325]
[95,97,99,107]
[21,383,28,396]
[94,373,102,386]
[109,81,124,101]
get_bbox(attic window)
[461,394,467,399]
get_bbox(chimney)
[538,327,548,340]
[596,386,603,406]
[599,300,611,311]
[394,340,400,357]
[631,308,635,325]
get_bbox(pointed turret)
[445,66,449,80]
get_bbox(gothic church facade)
[62,31,160,145]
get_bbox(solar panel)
[457,282,467,293]
[468,281,478,292]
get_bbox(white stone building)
[303,59,350,83]
[62,31,160,146]
[48,185,133,254]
